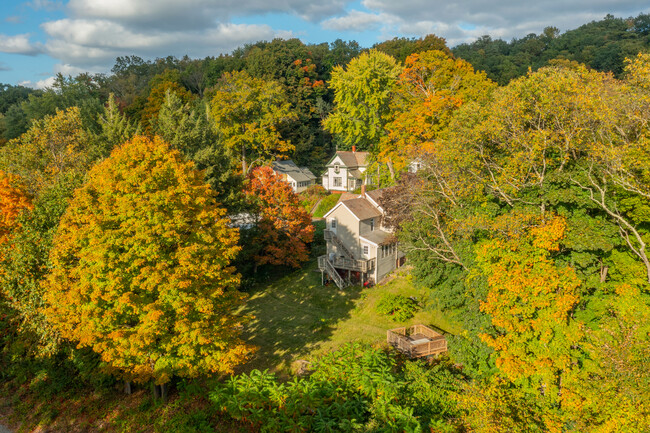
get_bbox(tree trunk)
[124,381,132,395]
[387,158,395,181]
[160,383,168,403]
[151,381,161,399]
[241,144,247,175]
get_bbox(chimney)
[361,183,366,197]
[352,145,356,153]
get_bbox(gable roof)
[299,167,317,180]
[327,151,369,168]
[272,160,314,183]
[340,197,382,220]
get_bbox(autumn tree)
[0,171,32,246]
[323,50,402,155]
[211,70,296,174]
[0,107,90,194]
[0,174,81,352]
[141,70,194,133]
[243,166,314,271]
[383,50,496,173]
[43,135,252,387]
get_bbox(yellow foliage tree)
[474,215,583,430]
[44,135,252,385]
[0,170,32,247]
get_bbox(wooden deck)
[387,324,447,358]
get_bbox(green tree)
[43,135,253,386]
[153,91,243,211]
[323,49,402,154]
[211,70,296,174]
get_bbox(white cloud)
[0,34,43,55]
[35,75,57,89]
[322,11,387,31]
[67,0,350,29]
[359,0,650,45]
[40,18,284,69]
[0,62,11,71]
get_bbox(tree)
[475,216,582,403]
[211,70,296,174]
[43,135,252,386]
[140,70,194,133]
[323,50,402,154]
[0,107,89,194]
[0,171,32,247]
[244,166,314,270]
[0,174,81,352]
[153,91,243,212]
[383,50,496,173]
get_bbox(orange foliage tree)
[244,166,314,269]
[383,50,496,174]
[43,135,252,385]
[0,170,32,246]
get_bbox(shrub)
[376,294,421,322]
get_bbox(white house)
[321,149,369,192]
[272,160,317,193]
[318,187,404,288]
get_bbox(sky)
[0,0,648,88]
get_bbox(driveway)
[0,423,11,433]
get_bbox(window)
[333,177,342,187]
[334,164,340,173]
[369,218,374,231]
[363,245,369,255]
[330,219,337,229]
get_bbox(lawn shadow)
[236,259,363,376]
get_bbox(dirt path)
[0,423,12,433]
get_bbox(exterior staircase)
[324,230,353,258]
[318,256,349,289]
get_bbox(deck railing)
[386,325,447,358]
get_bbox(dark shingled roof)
[342,198,382,220]
[272,160,314,183]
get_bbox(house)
[321,148,370,192]
[318,186,404,288]
[272,160,317,193]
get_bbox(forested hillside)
[0,11,649,433]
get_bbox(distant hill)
[452,13,650,85]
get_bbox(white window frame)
[330,218,337,229]
[333,177,342,187]
[363,245,369,256]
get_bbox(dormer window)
[334,164,340,173]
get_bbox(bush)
[210,343,463,432]
[376,294,421,322]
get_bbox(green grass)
[312,194,340,218]
[237,262,460,376]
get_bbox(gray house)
[321,150,369,192]
[318,187,403,288]
[272,160,317,193]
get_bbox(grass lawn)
[312,194,340,218]
[237,260,461,376]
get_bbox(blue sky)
[1,0,648,88]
